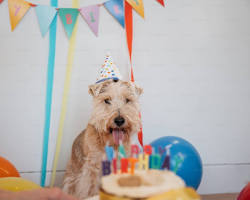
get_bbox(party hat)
[96,54,122,83]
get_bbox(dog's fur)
[62,79,143,199]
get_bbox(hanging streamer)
[50,0,79,187]
[125,1,133,81]
[138,113,143,146]
[125,2,143,147]
[41,0,58,187]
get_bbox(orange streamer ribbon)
[125,2,143,147]
[138,114,143,147]
[125,1,134,82]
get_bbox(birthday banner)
[6,0,165,39]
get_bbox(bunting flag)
[126,0,144,18]
[156,0,165,7]
[58,8,79,39]
[79,5,100,36]
[0,0,4,4]
[8,0,31,31]
[35,5,57,37]
[104,0,124,28]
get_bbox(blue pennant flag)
[35,5,57,37]
[104,0,124,28]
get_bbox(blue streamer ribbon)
[41,0,58,187]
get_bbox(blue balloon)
[150,136,203,190]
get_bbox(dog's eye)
[125,98,131,103]
[104,99,111,105]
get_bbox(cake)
[97,143,201,200]
[99,169,200,200]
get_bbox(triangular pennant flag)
[0,0,4,4]
[58,8,79,39]
[8,0,31,31]
[126,0,144,18]
[104,0,124,28]
[35,5,57,37]
[80,5,100,36]
[156,0,165,7]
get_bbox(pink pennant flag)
[79,5,100,36]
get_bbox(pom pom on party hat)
[96,54,122,83]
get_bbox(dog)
[62,78,143,199]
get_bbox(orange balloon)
[0,156,20,178]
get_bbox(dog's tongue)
[112,129,124,145]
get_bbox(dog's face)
[88,79,143,147]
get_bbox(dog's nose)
[114,116,125,127]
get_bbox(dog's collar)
[96,77,119,84]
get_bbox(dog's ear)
[88,84,102,97]
[126,81,143,96]
[134,84,143,96]
[89,81,111,96]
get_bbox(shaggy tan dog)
[62,79,143,199]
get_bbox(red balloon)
[238,183,250,200]
[0,156,20,178]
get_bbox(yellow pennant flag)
[126,0,144,18]
[8,0,31,31]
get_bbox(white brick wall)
[0,0,250,194]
